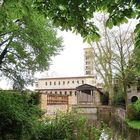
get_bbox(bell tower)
[84,47,94,75]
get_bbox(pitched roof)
[76,84,103,94]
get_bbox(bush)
[127,100,140,121]
[134,99,140,114]
[101,92,109,105]
[0,90,42,140]
[112,91,125,107]
[127,105,138,120]
[0,90,111,140]
[33,112,111,140]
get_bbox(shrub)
[127,104,138,120]
[33,112,111,140]
[134,99,140,114]
[0,90,42,140]
[101,92,109,105]
[112,91,125,107]
[0,90,111,140]
[127,100,140,121]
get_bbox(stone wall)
[127,85,140,104]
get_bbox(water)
[85,113,140,140]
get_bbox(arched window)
[131,96,138,103]
[70,91,72,96]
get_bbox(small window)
[55,91,57,94]
[77,81,79,84]
[82,80,84,84]
[45,82,47,86]
[36,83,38,87]
[75,91,77,96]
[72,81,74,84]
[70,91,72,96]
[67,81,69,84]
[128,85,130,88]
[54,81,56,85]
[50,82,52,85]
[63,81,65,85]
[60,91,62,95]
[65,91,67,95]
[58,81,60,85]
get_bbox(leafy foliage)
[134,99,140,114]
[0,91,112,140]
[0,90,42,140]
[127,100,140,121]
[0,0,62,89]
[36,0,138,42]
[33,112,111,140]
[112,84,125,107]
[127,120,140,130]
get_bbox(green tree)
[90,13,135,104]
[0,90,42,140]
[0,0,62,90]
[36,0,138,42]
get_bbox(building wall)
[47,105,68,115]
[36,76,96,90]
[127,85,140,104]
[84,48,94,75]
[36,76,99,115]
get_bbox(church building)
[35,47,103,115]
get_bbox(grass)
[127,120,140,130]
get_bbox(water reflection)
[82,113,140,140]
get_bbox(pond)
[84,113,140,140]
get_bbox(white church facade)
[35,48,103,115]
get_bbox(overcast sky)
[35,30,88,78]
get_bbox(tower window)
[70,91,72,96]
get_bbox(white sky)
[0,31,88,89]
[35,30,88,78]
